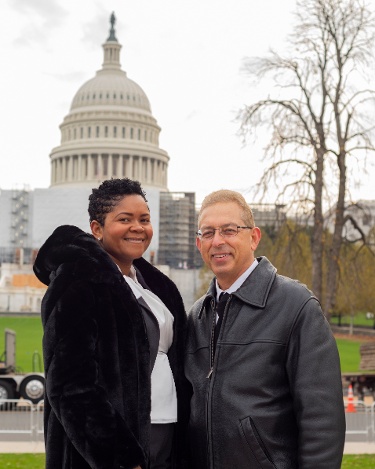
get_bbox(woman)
[33,178,189,469]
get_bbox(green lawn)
[335,338,363,373]
[0,315,371,374]
[342,455,375,467]
[0,454,373,467]
[331,312,375,328]
[0,316,43,373]
[0,453,45,469]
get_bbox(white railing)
[0,399,44,441]
[0,399,375,444]
[344,400,373,442]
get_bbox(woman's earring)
[97,237,102,241]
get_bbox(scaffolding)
[10,189,30,248]
[158,192,201,269]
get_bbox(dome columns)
[51,153,167,187]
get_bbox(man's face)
[196,201,261,290]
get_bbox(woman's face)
[90,194,153,275]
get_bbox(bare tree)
[238,0,375,318]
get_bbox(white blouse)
[124,269,177,424]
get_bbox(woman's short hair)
[198,189,255,227]
[88,178,147,225]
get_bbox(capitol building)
[0,14,200,312]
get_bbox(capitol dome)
[49,13,169,189]
[70,72,151,113]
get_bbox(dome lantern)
[102,12,121,71]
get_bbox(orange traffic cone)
[346,384,356,413]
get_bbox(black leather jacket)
[185,257,345,469]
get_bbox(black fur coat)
[33,225,189,469]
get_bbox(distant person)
[33,178,188,469]
[185,189,345,468]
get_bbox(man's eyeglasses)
[196,224,253,240]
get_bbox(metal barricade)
[344,400,373,442]
[2,398,374,445]
[36,400,44,439]
[0,399,34,438]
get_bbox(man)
[185,190,345,469]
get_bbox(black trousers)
[150,423,174,469]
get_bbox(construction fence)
[0,398,374,444]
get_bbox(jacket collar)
[198,256,276,318]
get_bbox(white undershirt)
[124,268,177,423]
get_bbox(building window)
[122,127,126,138]
[88,127,91,138]
[113,126,117,138]
[138,129,141,140]
[96,126,100,138]
[130,128,134,139]
[105,126,108,137]
[80,128,83,139]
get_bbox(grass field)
[0,316,43,373]
[0,453,45,469]
[335,338,363,373]
[0,454,374,467]
[0,315,369,374]
[0,316,371,374]
[331,312,375,328]
[341,455,375,468]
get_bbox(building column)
[98,154,102,179]
[147,157,151,183]
[128,155,133,178]
[108,154,113,178]
[77,155,82,181]
[62,157,67,183]
[88,154,93,180]
[68,156,73,182]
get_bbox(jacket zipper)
[206,299,216,379]
[206,295,231,468]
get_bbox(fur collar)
[33,225,123,286]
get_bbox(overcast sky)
[1,0,374,205]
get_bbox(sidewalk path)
[344,441,375,454]
[0,441,45,453]
[0,440,374,454]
